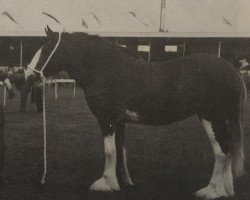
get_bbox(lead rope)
[41,77,47,184]
[38,32,62,184]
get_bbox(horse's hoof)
[194,184,229,199]
[90,176,120,191]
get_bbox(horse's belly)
[125,107,195,126]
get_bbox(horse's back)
[123,54,241,125]
[85,52,242,125]
[181,54,242,121]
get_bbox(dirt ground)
[0,86,249,200]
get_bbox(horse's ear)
[45,25,54,36]
[45,27,48,35]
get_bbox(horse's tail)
[228,75,246,177]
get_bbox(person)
[0,68,15,98]
[233,52,250,69]
[12,68,42,113]
[0,68,15,187]
[30,85,43,113]
[7,66,14,74]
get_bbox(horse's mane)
[67,32,144,60]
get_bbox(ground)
[0,85,249,200]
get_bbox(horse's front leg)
[90,120,133,191]
[90,120,120,191]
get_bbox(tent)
[1,0,250,36]
[0,0,152,36]
[1,0,250,67]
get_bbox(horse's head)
[26,26,68,83]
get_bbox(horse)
[25,26,246,199]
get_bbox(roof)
[0,0,151,36]
[2,31,250,40]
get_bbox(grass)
[0,86,249,200]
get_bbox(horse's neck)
[65,37,142,89]
[70,38,123,70]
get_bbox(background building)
[1,0,250,67]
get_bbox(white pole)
[218,41,222,58]
[55,82,58,100]
[182,41,186,56]
[73,81,76,98]
[20,40,23,67]
[159,0,166,32]
[148,42,151,62]
[3,86,6,107]
[41,79,47,184]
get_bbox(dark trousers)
[30,87,43,113]
[16,82,43,113]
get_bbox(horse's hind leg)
[195,119,234,199]
[115,121,133,189]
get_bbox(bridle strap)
[40,32,62,76]
[28,32,62,79]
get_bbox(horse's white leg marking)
[122,147,133,185]
[195,119,234,199]
[90,133,120,191]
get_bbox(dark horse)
[26,27,246,199]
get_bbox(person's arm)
[0,71,15,98]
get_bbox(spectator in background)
[7,66,15,75]
[233,52,250,70]
[57,70,69,87]
[0,68,15,98]
[233,52,250,90]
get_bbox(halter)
[27,31,62,80]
